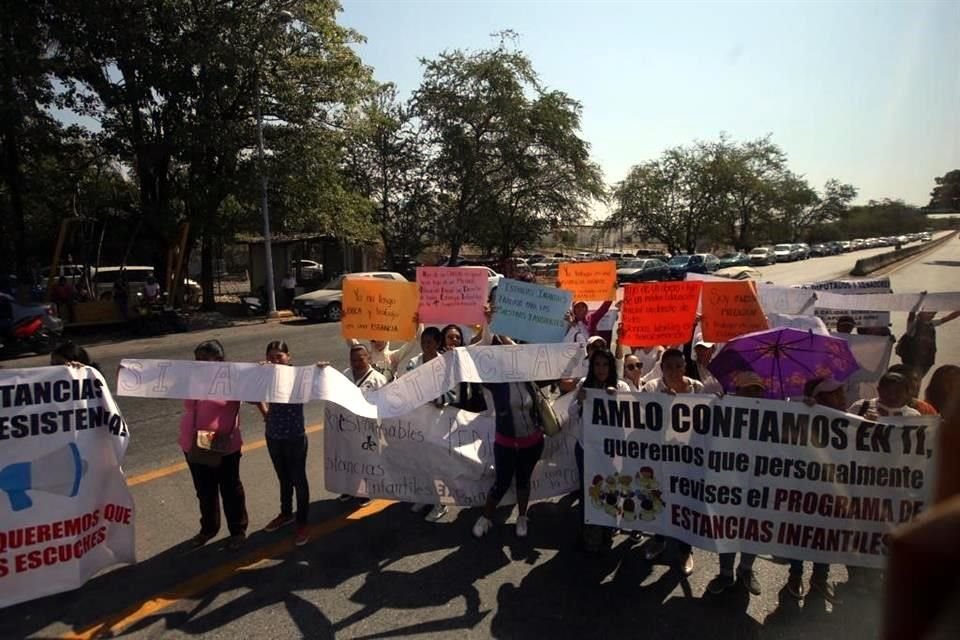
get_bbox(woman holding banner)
[405,327,455,522]
[472,331,548,539]
[572,349,631,552]
[180,340,248,551]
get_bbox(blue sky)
[339,0,960,215]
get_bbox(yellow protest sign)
[341,278,419,341]
[558,261,617,301]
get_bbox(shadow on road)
[7,496,886,639]
[923,260,960,267]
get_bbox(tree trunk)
[200,231,216,311]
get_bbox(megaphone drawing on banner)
[0,443,88,511]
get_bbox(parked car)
[793,243,810,260]
[458,265,503,294]
[667,253,718,279]
[291,259,324,281]
[717,252,751,269]
[93,266,201,306]
[851,239,866,250]
[292,271,408,322]
[616,259,669,284]
[773,244,795,262]
[748,246,777,266]
[809,243,829,257]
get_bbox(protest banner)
[619,281,702,347]
[804,277,892,328]
[118,343,588,419]
[416,267,488,325]
[324,400,579,505]
[582,390,937,568]
[558,261,617,302]
[831,332,895,403]
[758,285,817,315]
[490,278,572,343]
[342,278,419,341]
[700,281,769,343]
[0,366,135,608]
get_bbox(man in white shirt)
[641,348,702,576]
[848,371,921,419]
[280,271,297,310]
[343,343,388,391]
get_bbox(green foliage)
[413,42,604,261]
[928,170,960,212]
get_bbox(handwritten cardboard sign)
[416,267,488,324]
[342,278,419,341]
[701,280,769,342]
[490,278,573,343]
[620,281,702,347]
[558,261,617,301]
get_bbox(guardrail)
[850,232,958,276]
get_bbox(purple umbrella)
[708,327,861,399]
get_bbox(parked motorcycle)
[0,314,60,357]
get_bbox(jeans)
[267,436,310,525]
[790,560,829,580]
[719,553,757,576]
[489,441,545,503]
[186,451,248,537]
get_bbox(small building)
[238,233,382,294]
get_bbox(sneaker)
[337,494,354,503]
[472,515,493,538]
[410,503,430,514]
[739,569,762,596]
[680,552,695,577]
[515,515,529,538]
[786,573,805,599]
[189,532,215,548]
[294,525,309,547]
[357,496,372,507]
[707,573,736,594]
[264,513,295,532]
[810,577,838,603]
[425,504,448,522]
[642,537,667,560]
[226,534,246,551]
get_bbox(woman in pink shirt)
[179,340,248,550]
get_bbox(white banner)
[118,343,588,419]
[583,390,938,568]
[813,290,960,313]
[758,285,817,315]
[324,400,580,505]
[804,277,892,328]
[833,333,895,403]
[0,367,135,608]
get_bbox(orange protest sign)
[620,281,702,347]
[558,261,617,302]
[341,278,419,341]
[700,280,769,342]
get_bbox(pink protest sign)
[416,267,489,324]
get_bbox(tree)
[343,85,435,268]
[413,40,603,262]
[928,169,960,211]
[718,136,787,250]
[0,0,61,281]
[611,142,728,255]
[48,0,373,307]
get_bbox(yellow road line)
[61,499,394,640]
[126,423,324,487]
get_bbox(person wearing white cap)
[686,338,723,395]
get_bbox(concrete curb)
[849,232,958,276]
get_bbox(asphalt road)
[4,235,958,639]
